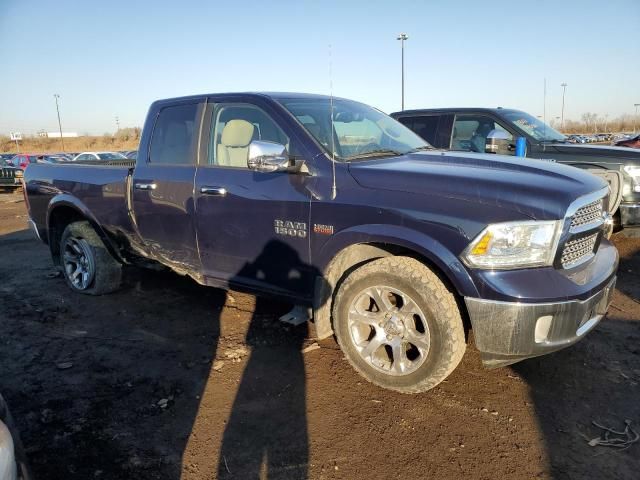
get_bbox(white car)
[72,151,128,162]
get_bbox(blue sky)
[1,0,638,135]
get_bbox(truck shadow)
[511,240,640,479]
[0,230,326,479]
[511,313,640,479]
[217,240,328,479]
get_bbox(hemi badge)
[313,224,334,235]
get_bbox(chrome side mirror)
[247,140,290,173]
[485,129,512,155]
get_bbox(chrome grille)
[1,167,15,179]
[571,198,603,228]
[560,232,598,268]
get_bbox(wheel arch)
[312,225,478,340]
[47,195,123,265]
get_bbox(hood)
[548,143,640,160]
[348,151,607,221]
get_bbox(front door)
[131,100,203,274]
[451,114,515,154]
[194,98,313,298]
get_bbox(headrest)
[221,119,255,147]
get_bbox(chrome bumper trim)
[27,219,41,241]
[465,276,616,368]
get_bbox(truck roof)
[391,107,523,116]
[152,92,345,105]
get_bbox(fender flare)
[46,194,124,264]
[312,224,478,339]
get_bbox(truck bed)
[24,163,134,245]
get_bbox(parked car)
[0,394,29,480]
[24,93,618,393]
[8,155,40,170]
[0,160,23,191]
[391,108,640,234]
[615,133,640,149]
[72,151,128,162]
[33,155,63,164]
[124,150,138,160]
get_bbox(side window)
[396,117,413,130]
[209,103,289,168]
[410,115,440,145]
[149,103,199,165]
[451,115,513,153]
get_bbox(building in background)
[37,131,79,138]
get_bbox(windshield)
[502,110,565,142]
[278,97,431,160]
[97,152,127,160]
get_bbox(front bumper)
[0,180,21,188]
[465,276,616,368]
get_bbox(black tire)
[332,256,465,393]
[59,221,122,295]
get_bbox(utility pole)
[560,83,567,130]
[635,104,640,133]
[397,33,408,111]
[115,116,120,133]
[53,94,65,152]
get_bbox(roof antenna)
[329,43,337,200]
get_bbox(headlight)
[462,220,562,269]
[623,166,640,193]
[14,170,23,178]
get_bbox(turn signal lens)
[470,232,492,255]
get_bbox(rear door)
[131,100,204,274]
[194,96,313,298]
[397,114,454,149]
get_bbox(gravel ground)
[0,190,638,480]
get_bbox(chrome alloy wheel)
[62,236,95,290]
[347,285,431,376]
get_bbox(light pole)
[560,83,567,130]
[115,116,120,133]
[53,94,65,152]
[635,103,640,133]
[397,33,408,111]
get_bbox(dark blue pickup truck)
[391,107,639,233]
[24,93,618,393]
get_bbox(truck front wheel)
[332,257,465,393]
[59,221,122,295]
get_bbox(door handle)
[200,186,227,196]
[134,182,157,191]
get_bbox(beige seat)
[217,119,255,167]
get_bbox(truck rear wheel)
[332,256,465,393]
[60,221,122,295]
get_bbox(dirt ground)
[0,190,638,480]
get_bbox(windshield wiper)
[407,145,436,153]
[347,149,404,160]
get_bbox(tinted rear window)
[149,103,199,165]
